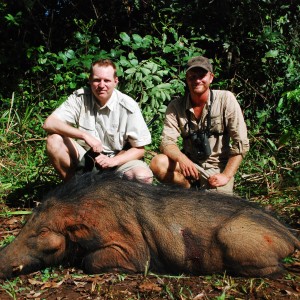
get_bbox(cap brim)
[186,65,210,73]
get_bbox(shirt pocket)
[210,114,223,134]
[79,114,95,132]
[105,130,124,150]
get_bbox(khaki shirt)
[53,87,151,155]
[161,90,249,170]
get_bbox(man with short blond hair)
[43,59,153,183]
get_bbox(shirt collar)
[93,89,118,111]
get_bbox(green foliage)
[0,93,59,205]
[214,2,300,142]
[0,20,209,202]
[0,277,27,300]
[36,267,62,282]
[1,2,300,204]
[115,29,204,119]
[24,20,207,117]
[236,132,300,197]
[0,234,15,248]
[4,12,22,26]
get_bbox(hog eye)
[42,248,59,255]
[39,228,50,237]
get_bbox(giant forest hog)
[0,173,299,279]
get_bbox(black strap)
[206,90,214,136]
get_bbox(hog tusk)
[12,265,24,273]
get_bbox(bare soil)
[0,198,300,300]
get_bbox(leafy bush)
[0,21,211,204]
[1,10,299,204]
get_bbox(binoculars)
[189,130,212,158]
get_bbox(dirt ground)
[1,269,300,300]
[0,207,299,299]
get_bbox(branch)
[235,74,268,101]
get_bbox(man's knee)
[215,177,234,194]
[46,134,78,163]
[46,134,65,154]
[150,154,169,175]
[123,166,153,184]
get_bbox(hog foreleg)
[82,244,150,274]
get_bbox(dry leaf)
[41,279,65,289]
[74,280,87,288]
[193,292,207,299]
[139,282,162,292]
[28,278,44,286]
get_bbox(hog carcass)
[0,173,299,279]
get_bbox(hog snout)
[0,247,44,279]
[0,224,67,279]
[0,264,24,280]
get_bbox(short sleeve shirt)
[161,90,249,169]
[52,87,151,155]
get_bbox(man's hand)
[94,153,118,169]
[178,156,199,180]
[208,173,230,187]
[84,135,103,153]
[208,155,243,187]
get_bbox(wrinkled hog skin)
[0,173,299,279]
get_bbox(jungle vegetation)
[0,0,299,204]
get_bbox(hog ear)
[66,224,91,242]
